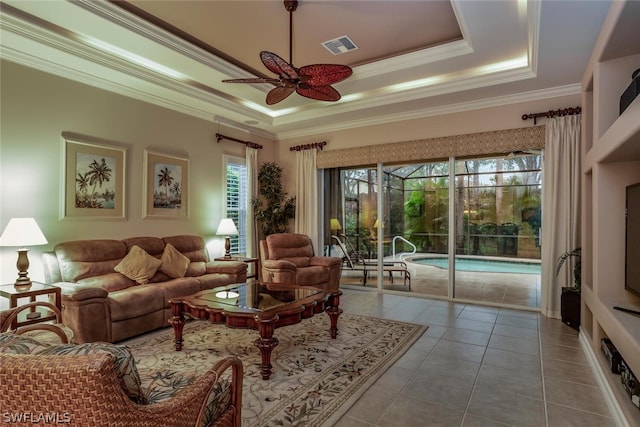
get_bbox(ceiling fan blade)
[296,84,342,102]
[297,64,353,87]
[266,85,296,105]
[222,78,280,84]
[260,51,299,80]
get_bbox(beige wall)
[0,61,277,284]
[1,59,581,284]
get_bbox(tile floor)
[340,259,541,308]
[334,289,617,427]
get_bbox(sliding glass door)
[453,154,542,306]
[325,152,542,308]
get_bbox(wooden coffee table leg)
[254,317,279,380]
[326,290,343,339]
[168,301,185,351]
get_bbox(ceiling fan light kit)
[223,0,352,105]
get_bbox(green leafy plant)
[251,161,296,237]
[555,247,582,291]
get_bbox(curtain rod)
[215,133,263,149]
[289,141,327,151]
[521,106,581,125]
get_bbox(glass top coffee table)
[168,281,342,380]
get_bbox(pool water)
[410,257,541,275]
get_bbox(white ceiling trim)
[73,0,252,83]
[354,39,473,80]
[527,0,542,75]
[276,83,581,140]
[1,0,598,142]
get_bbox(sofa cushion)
[160,243,190,279]
[163,235,209,262]
[77,272,135,292]
[281,257,311,268]
[109,285,164,321]
[115,245,162,285]
[0,333,51,354]
[186,261,206,277]
[37,342,146,404]
[123,237,166,257]
[266,233,315,260]
[295,266,329,285]
[54,239,128,282]
[152,278,202,306]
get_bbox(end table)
[214,256,259,280]
[0,282,61,329]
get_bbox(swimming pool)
[408,257,541,275]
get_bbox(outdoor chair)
[332,234,411,289]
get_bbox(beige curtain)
[541,115,581,319]
[295,149,319,253]
[246,147,258,260]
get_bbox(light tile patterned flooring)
[340,260,542,308]
[334,289,616,427]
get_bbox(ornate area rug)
[123,313,426,426]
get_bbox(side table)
[214,256,259,280]
[0,282,62,329]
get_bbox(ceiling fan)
[222,0,352,105]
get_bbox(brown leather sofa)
[43,235,247,343]
[259,233,342,290]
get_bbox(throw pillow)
[114,245,162,285]
[37,342,147,404]
[160,243,190,279]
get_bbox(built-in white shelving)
[581,1,640,425]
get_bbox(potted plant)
[556,247,581,328]
[251,162,296,238]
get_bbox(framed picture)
[143,150,189,219]
[61,134,126,220]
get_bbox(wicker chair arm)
[0,353,243,427]
[0,302,69,343]
[133,356,243,426]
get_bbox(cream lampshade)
[216,218,238,258]
[371,218,384,238]
[330,218,342,234]
[0,218,48,289]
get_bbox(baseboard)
[579,330,629,427]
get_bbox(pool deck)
[339,254,541,309]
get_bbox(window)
[225,156,247,255]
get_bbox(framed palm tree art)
[143,149,189,219]
[61,133,126,220]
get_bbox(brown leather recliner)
[259,233,342,290]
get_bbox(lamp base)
[224,236,232,258]
[14,277,33,290]
[14,249,33,290]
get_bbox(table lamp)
[0,218,48,289]
[216,218,238,258]
[371,218,384,237]
[330,218,342,235]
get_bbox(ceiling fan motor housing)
[284,1,298,12]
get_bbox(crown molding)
[276,83,581,140]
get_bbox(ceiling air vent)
[322,36,358,55]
